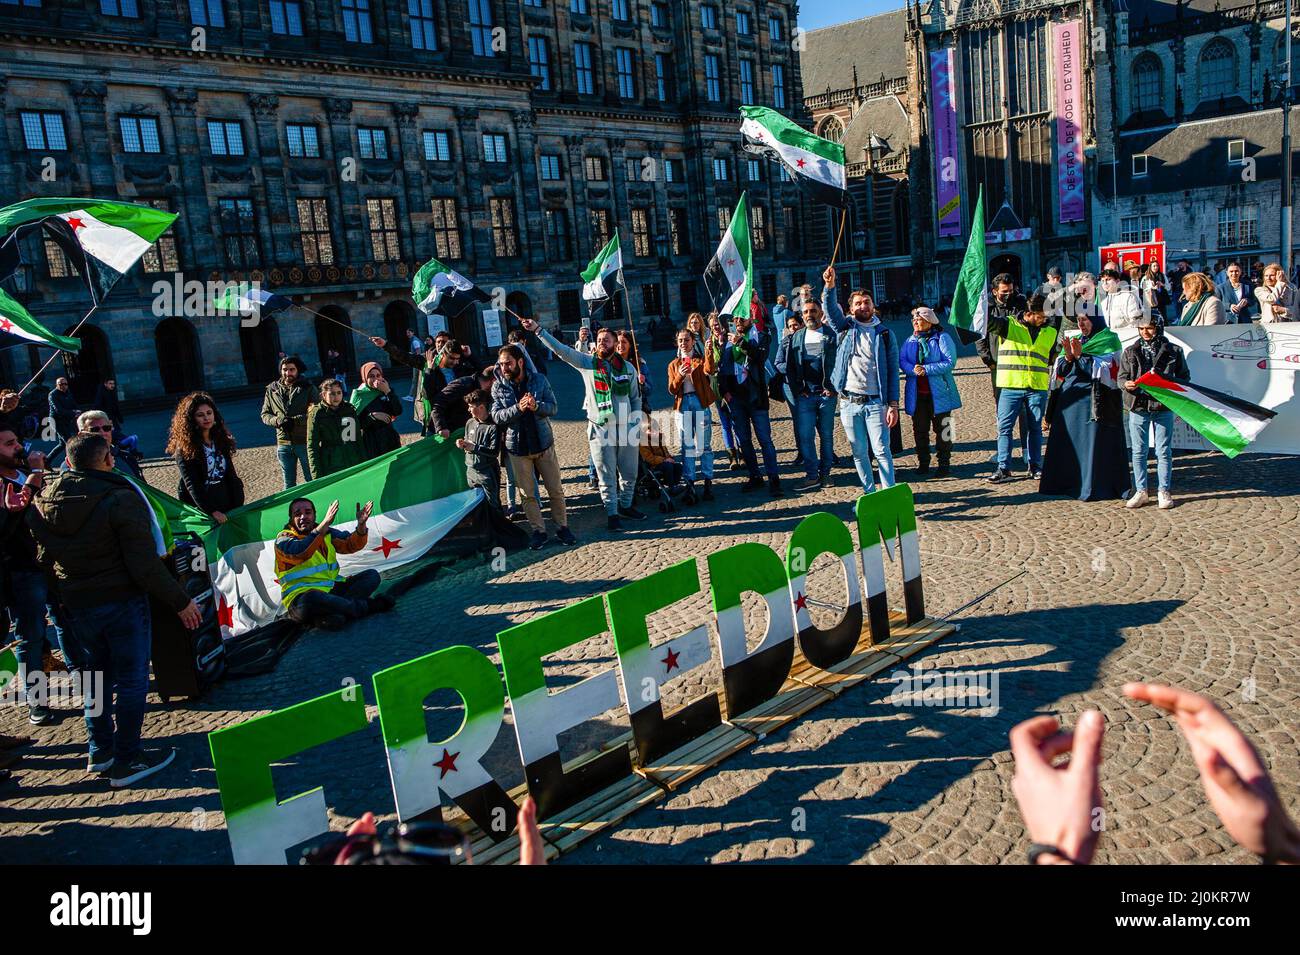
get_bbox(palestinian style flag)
[204,438,482,637]
[210,283,294,319]
[704,191,754,317]
[0,287,81,351]
[412,256,489,317]
[739,106,847,207]
[1135,372,1276,458]
[0,197,176,305]
[581,233,623,301]
[948,187,988,345]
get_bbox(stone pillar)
[454,105,489,271]
[323,97,363,263]
[512,109,545,271]
[247,92,288,264]
[393,101,428,261]
[163,87,217,270]
[565,133,592,265]
[71,82,114,196]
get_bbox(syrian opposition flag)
[1135,372,1276,458]
[0,197,176,305]
[0,287,81,351]
[412,256,489,317]
[581,233,623,301]
[948,187,988,345]
[740,106,847,207]
[705,192,754,317]
[201,438,482,637]
[210,283,294,320]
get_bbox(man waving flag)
[740,106,847,208]
[704,192,754,317]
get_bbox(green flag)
[949,187,987,339]
[581,233,623,301]
[1080,327,1122,357]
[412,257,489,317]
[0,287,81,351]
[705,192,754,317]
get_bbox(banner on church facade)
[929,49,962,238]
[1053,20,1085,224]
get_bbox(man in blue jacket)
[776,296,838,491]
[821,266,900,494]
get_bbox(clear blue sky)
[798,0,903,31]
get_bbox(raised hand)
[823,265,836,288]
[319,499,340,532]
[356,500,374,530]
[521,317,539,333]
[369,336,386,349]
[1009,710,1105,864]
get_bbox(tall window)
[489,197,519,257]
[141,199,180,273]
[1198,39,1236,102]
[540,154,562,180]
[469,0,494,57]
[783,206,801,251]
[655,53,671,101]
[704,55,721,101]
[590,208,611,247]
[612,0,630,20]
[651,1,668,28]
[1132,54,1162,112]
[818,116,843,143]
[750,204,767,251]
[746,158,762,181]
[100,0,139,15]
[218,197,260,268]
[1119,213,1158,245]
[366,197,400,261]
[269,0,304,35]
[631,207,651,256]
[342,0,372,42]
[189,0,225,26]
[287,124,320,157]
[1218,205,1259,249]
[771,64,786,109]
[295,197,334,265]
[584,155,607,180]
[482,133,508,163]
[570,0,588,12]
[701,5,717,29]
[575,42,595,94]
[664,157,682,182]
[668,207,689,255]
[545,208,572,261]
[207,120,244,156]
[615,48,636,99]
[119,116,161,153]
[712,157,729,181]
[20,111,67,151]
[768,14,782,41]
[45,240,75,279]
[529,36,552,91]
[357,127,388,159]
[716,206,731,236]
[431,198,462,259]
[423,130,451,161]
[739,59,755,105]
[409,0,437,50]
[736,9,751,34]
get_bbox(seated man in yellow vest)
[987,292,1058,484]
[275,497,395,631]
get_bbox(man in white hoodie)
[1098,268,1144,329]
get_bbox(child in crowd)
[638,414,683,493]
[456,389,501,510]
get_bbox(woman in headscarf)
[1176,272,1226,325]
[350,361,403,459]
[899,306,960,478]
[1039,311,1130,501]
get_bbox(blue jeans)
[728,402,778,479]
[276,443,311,489]
[796,393,836,479]
[996,388,1048,472]
[1128,408,1174,493]
[839,396,895,492]
[716,400,737,451]
[8,570,68,683]
[63,596,152,764]
[678,394,714,481]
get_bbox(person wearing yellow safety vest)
[274,498,395,631]
[987,293,1058,484]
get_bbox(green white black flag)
[705,192,754,317]
[412,257,489,317]
[581,233,623,301]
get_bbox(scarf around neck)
[592,352,630,423]
[1177,295,1207,325]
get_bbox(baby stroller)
[633,455,687,513]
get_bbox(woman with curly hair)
[166,392,244,524]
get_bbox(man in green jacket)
[26,432,201,788]
[307,379,366,479]
[260,355,314,488]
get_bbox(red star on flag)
[0,318,12,333]
[794,592,808,612]
[216,597,234,630]
[372,537,402,558]
[434,748,459,778]
[662,647,680,673]
[725,258,736,267]
[795,158,806,169]
[64,216,85,231]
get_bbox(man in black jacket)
[1118,314,1190,510]
[27,433,201,788]
[430,367,494,438]
[719,313,783,497]
[47,377,78,441]
[976,275,1030,467]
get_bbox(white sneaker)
[1126,489,1150,509]
[1158,491,1173,509]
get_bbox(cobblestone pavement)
[3,326,1297,865]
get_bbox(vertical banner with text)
[929,49,962,238]
[1053,20,1085,224]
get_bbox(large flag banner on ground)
[0,288,81,351]
[0,197,176,305]
[206,438,482,637]
[1135,371,1276,458]
[705,192,754,317]
[412,257,489,317]
[739,106,847,208]
[581,233,623,301]
[948,187,988,344]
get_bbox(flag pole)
[292,302,374,340]
[830,206,847,267]
[17,303,99,397]
[614,263,643,374]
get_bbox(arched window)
[61,324,114,404]
[154,318,203,395]
[818,115,843,144]
[1198,39,1237,102]
[1132,54,1163,112]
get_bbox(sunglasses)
[88,425,114,433]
